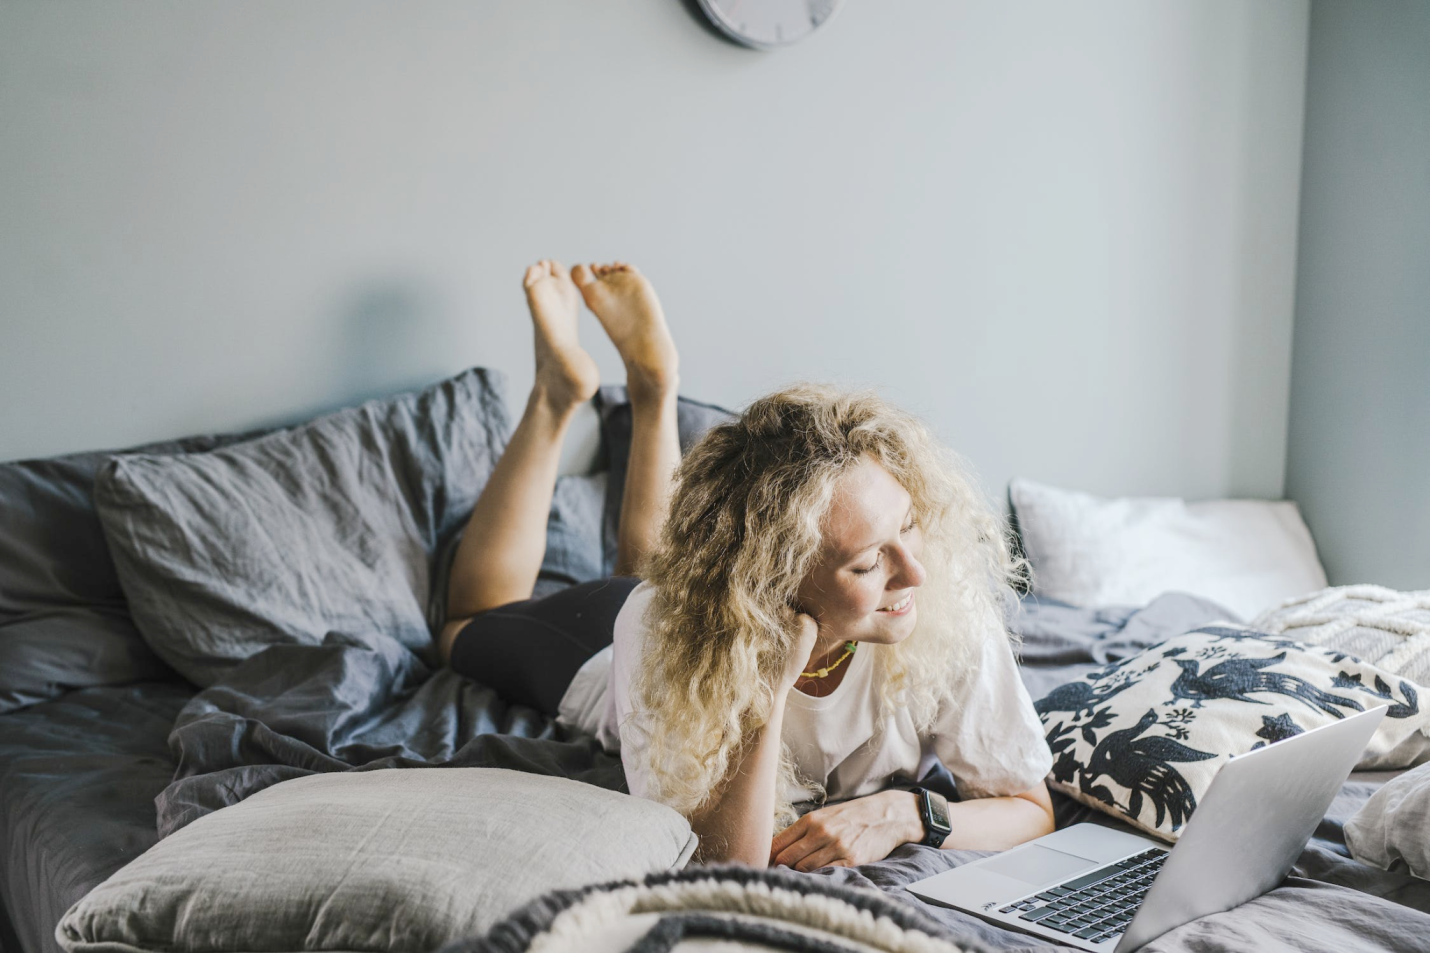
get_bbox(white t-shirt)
[557,582,1053,807]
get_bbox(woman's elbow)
[688,812,772,868]
[692,839,770,868]
[1014,781,1057,839]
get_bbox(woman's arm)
[938,781,1056,850]
[689,612,820,866]
[770,781,1056,870]
[689,694,789,865]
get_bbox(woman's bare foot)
[571,262,679,401]
[524,260,600,412]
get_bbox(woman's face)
[795,456,927,647]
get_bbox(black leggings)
[448,576,642,715]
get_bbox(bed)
[3,367,1428,953]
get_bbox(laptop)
[906,704,1386,951]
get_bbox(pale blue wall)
[1,1,1309,506]
[1284,0,1430,587]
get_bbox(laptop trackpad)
[978,845,1096,886]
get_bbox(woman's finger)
[793,842,851,872]
[771,827,833,870]
[770,816,809,857]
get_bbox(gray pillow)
[0,429,273,713]
[94,368,512,687]
[535,470,609,596]
[1345,761,1430,880]
[591,385,734,574]
[425,471,609,611]
[55,768,697,953]
[435,387,733,598]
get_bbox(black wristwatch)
[910,787,952,848]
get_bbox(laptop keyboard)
[997,847,1169,943]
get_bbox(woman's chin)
[864,604,918,644]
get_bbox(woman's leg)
[447,576,640,713]
[439,260,599,663]
[571,262,682,576]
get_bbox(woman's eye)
[901,518,917,535]
[853,556,881,575]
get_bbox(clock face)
[696,0,843,50]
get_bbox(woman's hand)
[769,790,922,871]
[780,611,821,690]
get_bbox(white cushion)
[1251,585,1430,687]
[1010,478,1327,619]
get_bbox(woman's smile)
[877,590,914,615]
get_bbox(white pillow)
[1251,585,1430,687]
[1010,478,1327,619]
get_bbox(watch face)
[929,796,952,832]
[697,0,843,50]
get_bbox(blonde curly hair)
[626,383,1024,826]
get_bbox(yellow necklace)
[801,641,858,680]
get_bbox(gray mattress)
[3,596,1430,953]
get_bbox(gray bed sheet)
[3,595,1429,953]
[0,680,193,953]
[0,652,619,953]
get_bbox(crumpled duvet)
[153,592,1430,952]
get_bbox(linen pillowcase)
[1251,585,1430,688]
[95,368,511,687]
[591,385,735,574]
[426,469,610,613]
[431,385,731,606]
[1010,478,1327,620]
[1344,761,1430,881]
[1035,625,1430,842]
[56,768,697,953]
[0,429,273,712]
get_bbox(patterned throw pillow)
[1034,626,1430,842]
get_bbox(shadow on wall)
[251,281,457,433]
[261,279,604,475]
[676,0,741,45]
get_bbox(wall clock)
[695,0,845,50]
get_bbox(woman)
[438,259,1055,870]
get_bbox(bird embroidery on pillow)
[1167,652,1362,715]
[1083,709,1216,830]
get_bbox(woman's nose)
[888,546,927,590]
